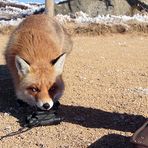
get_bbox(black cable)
[0,125,30,140]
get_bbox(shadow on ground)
[58,104,146,133]
[88,134,133,148]
[0,65,33,125]
[0,65,146,147]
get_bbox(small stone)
[36,143,45,148]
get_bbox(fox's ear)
[15,55,30,77]
[52,53,66,76]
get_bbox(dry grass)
[1,21,148,36]
[64,22,148,36]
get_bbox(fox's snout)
[36,99,54,110]
[43,103,51,110]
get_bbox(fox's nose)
[43,103,50,110]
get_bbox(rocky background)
[55,0,148,16]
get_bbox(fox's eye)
[32,88,38,92]
[28,87,39,93]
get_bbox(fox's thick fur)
[5,0,72,110]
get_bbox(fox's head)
[15,53,66,110]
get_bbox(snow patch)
[0,18,23,26]
[57,12,148,25]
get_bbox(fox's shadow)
[0,65,34,124]
[0,65,146,147]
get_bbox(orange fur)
[5,2,72,110]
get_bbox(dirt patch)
[0,34,147,148]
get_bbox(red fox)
[5,0,72,110]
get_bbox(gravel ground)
[0,34,147,148]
